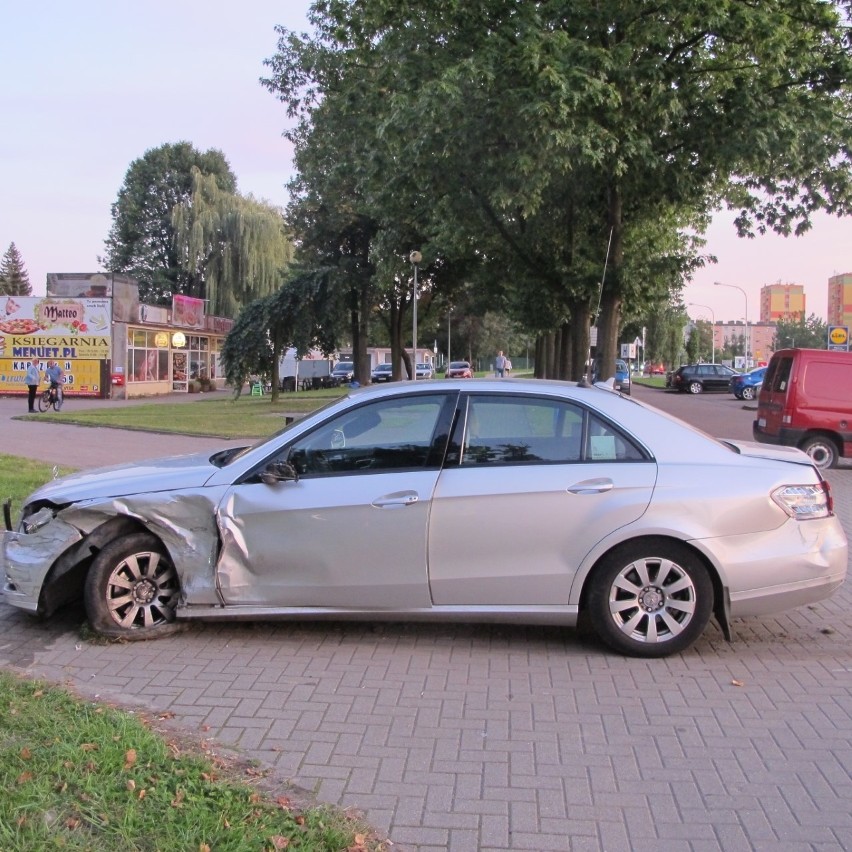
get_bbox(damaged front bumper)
[1,510,84,613]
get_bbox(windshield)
[334,362,353,371]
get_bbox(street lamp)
[409,251,422,379]
[714,281,749,368]
[688,302,716,364]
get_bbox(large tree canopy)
[264,0,852,378]
[101,142,237,305]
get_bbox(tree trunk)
[596,184,625,381]
[570,302,591,382]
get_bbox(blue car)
[729,366,767,400]
[615,359,631,394]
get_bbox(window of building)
[127,329,169,382]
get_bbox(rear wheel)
[84,533,182,639]
[587,540,713,657]
[688,381,703,394]
[800,435,838,470]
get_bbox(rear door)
[756,353,794,437]
[427,392,657,605]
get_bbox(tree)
[264,1,852,383]
[101,142,237,305]
[172,168,295,318]
[773,314,828,350]
[0,242,32,295]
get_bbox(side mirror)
[260,461,300,485]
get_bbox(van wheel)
[688,381,703,394]
[800,436,838,470]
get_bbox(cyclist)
[44,359,64,407]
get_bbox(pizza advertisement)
[0,296,114,396]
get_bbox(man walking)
[494,350,507,377]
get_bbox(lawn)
[17,388,346,439]
[0,456,387,852]
[0,670,383,851]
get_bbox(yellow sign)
[829,326,848,346]
[155,332,169,348]
[6,334,111,360]
[0,358,104,396]
[172,332,186,347]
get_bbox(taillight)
[771,481,833,520]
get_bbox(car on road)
[415,363,434,380]
[331,361,355,383]
[614,359,630,394]
[729,366,767,400]
[445,361,473,378]
[670,363,740,394]
[2,379,845,658]
[370,363,394,383]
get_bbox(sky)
[2,1,849,324]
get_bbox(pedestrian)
[505,358,512,374]
[25,357,40,412]
[494,350,507,377]
[45,359,64,406]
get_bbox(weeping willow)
[172,167,294,317]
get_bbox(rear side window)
[767,357,793,393]
[459,395,646,465]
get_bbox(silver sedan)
[2,379,846,657]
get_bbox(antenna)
[582,228,614,386]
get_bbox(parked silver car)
[2,380,846,657]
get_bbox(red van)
[753,348,852,469]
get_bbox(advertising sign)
[172,295,205,329]
[0,295,112,396]
[828,325,849,351]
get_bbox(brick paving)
[1,387,850,851]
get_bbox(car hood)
[29,451,221,505]
[722,440,813,466]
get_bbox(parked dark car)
[445,361,474,378]
[671,364,740,394]
[730,366,767,400]
[331,361,355,383]
[371,363,395,382]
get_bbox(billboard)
[0,295,111,397]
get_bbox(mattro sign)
[828,326,849,351]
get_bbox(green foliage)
[101,142,237,305]
[773,314,829,350]
[263,0,852,380]
[172,168,295,318]
[0,242,32,296]
[220,268,341,400]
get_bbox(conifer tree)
[0,242,32,296]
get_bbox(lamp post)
[688,302,716,364]
[714,281,749,368]
[410,251,422,379]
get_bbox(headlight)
[21,507,56,534]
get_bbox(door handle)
[372,491,420,508]
[567,478,614,495]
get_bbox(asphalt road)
[1,384,851,851]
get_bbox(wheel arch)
[39,516,161,617]
[577,534,730,640]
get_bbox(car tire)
[587,539,713,658]
[84,533,183,640]
[800,435,839,470]
[741,387,756,401]
[688,381,703,394]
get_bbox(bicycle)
[38,383,63,412]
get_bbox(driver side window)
[286,395,447,475]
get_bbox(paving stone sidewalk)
[1,389,850,850]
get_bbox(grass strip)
[0,671,382,851]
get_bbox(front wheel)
[37,390,50,412]
[84,533,182,640]
[688,381,703,394]
[587,540,713,657]
[800,435,838,470]
[741,386,756,401]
